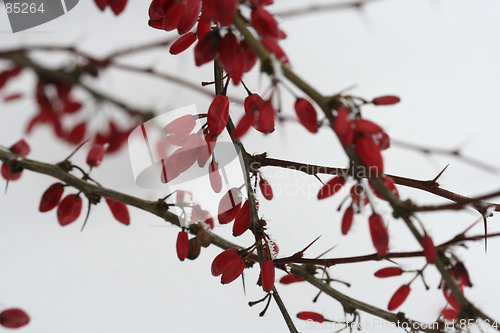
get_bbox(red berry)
[251,7,280,39]
[256,100,275,134]
[86,144,105,168]
[109,0,128,15]
[455,262,472,287]
[105,198,130,225]
[372,95,400,106]
[39,183,65,212]
[297,311,324,323]
[176,230,189,261]
[341,207,354,235]
[388,285,411,311]
[0,308,29,329]
[443,284,462,310]
[214,0,238,26]
[232,200,250,237]
[374,267,403,278]
[333,108,353,145]
[369,214,389,255]
[234,112,256,138]
[177,0,200,34]
[194,31,221,66]
[211,248,240,276]
[10,139,30,157]
[197,135,217,167]
[442,308,459,321]
[149,0,168,20]
[240,40,257,73]
[165,114,196,140]
[174,133,204,173]
[94,0,108,11]
[218,32,238,74]
[170,32,197,55]
[162,2,184,31]
[57,194,83,226]
[1,163,22,181]
[221,258,245,284]
[217,188,242,224]
[207,95,229,136]
[261,260,275,292]
[317,176,345,200]
[355,118,382,135]
[196,12,211,40]
[259,178,273,200]
[421,235,437,263]
[355,136,384,177]
[261,37,289,64]
[279,274,305,285]
[62,99,82,113]
[294,98,318,133]
[244,93,264,115]
[67,122,86,145]
[377,132,390,150]
[230,52,245,85]
[209,162,222,193]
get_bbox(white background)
[0,0,500,332]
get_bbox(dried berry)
[187,237,201,260]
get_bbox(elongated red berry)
[177,0,200,34]
[162,2,184,31]
[294,98,318,133]
[174,133,204,173]
[234,112,256,138]
[67,122,86,145]
[109,0,128,15]
[259,178,273,200]
[149,0,168,20]
[369,214,389,255]
[421,235,437,263]
[372,95,400,106]
[256,100,275,133]
[57,194,82,226]
[197,13,211,40]
[455,262,472,287]
[218,31,238,74]
[443,284,462,310]
[244,93,264,115]
[355,136,384,177]
[355,118,382,135]
[10,139,30,157]
[86,144,105,168]
[230,52,244,85]
[194,31,221,66]
[218,188,242,224]
[105,198,130,225]
[211,248,240,276]
[1,163,22,181]
[369,176,399,200]
[221,258,245,284]
[279,274,305,284]
[39,183,65,212]
[297,311,324,323]
[442,308,459,321]
[214,0,238,26]
[261,260,275,292]
[197,135,217,167]
[317,176,345,200]
[176,230,189,261]
[261,37,289,64]
[209,162,222,193]
[388,285,411,311]
[251,7,279,39]
[170,32,197,55]
[333,108,354,145]
[94,0,108,11]
[374,267,403,278]
[207,95,229,136]
[240,40,257,73]
[232,200,250,237]
[341,206,354,235]
[0,308,29,329]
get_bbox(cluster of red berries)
[1,139,30,181]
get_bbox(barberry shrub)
[0,1,499,333]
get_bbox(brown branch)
[275,1,379,19]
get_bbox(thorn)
[63,138,90,163]
[314,174,324,186]
[314,245,338,259]
[242,271,246,297]
[431,164,449,184]
[483,215,488,253]
[297,235,321,257]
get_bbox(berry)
[39,183,65,212]
[388,285,411,311]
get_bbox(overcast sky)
[1,1,500,332]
